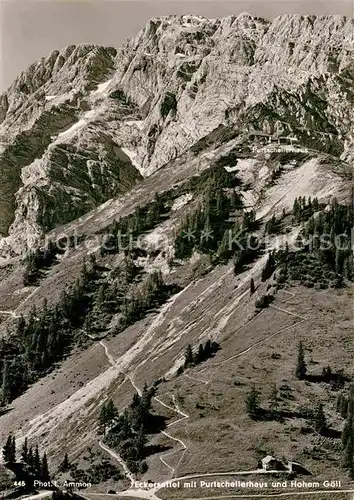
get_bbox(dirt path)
[0,310,22,318]
[0,286,39,320]
[199,319,305,373]
[99,440,135,487]
[97,341,135,486]
[99,340,116,366]
[269,304,308,321]
[99,341,190,479]
[153,394,189,476]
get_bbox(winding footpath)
[99,341,190,479]
[153,394,189,477]
[18,286,352,500]
[98,440,135,488]
[94,281,311,499]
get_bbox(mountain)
[0,13,353,257]
[0,13,353,500]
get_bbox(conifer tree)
[342,387,354,478]
[59,453,70,473]
[197,344,205,364]
[341,397,349,419]
[269,384,279,413]
[261,252,276,282]
[343,435,353,471]
[1,360,11,404]
[11,436,16,460]
[41,453,50,480]
[34,445,41,474]
[105,399,118,425]
[99,403,109,435]
[314,403,327,434]
[2,434,16,463]
[295,341,307,380]
[204,339,212,357]
[21,437,29,463]
[245,385,261,419]
[342,418,352,449]
[27,447,34,469]
[184,344,194,368]
[250,278,255,295]
[136,425,147,458]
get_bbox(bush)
[255,294,274,309]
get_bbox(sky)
[0,0,352,92]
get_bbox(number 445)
[14,481,26,487]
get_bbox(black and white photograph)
[0,1,353,499]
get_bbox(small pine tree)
[99,403,108,435]
[295,341,307,380]
[342,416,353,448]
[196,344,205,364]
[245,385,261,419]
[27,447,34,469]
[314,403,327,434]
[250,278,255,295]
[343,435,353,470]
[341,397,349,419]
[21,437,29,463]
[11,436,16,463]
[261,252,276,282]
[204,339,212,358]
[2,434,16,463]
[136,425,147,458]
[41,453,50,480]
[184,344,194,368]
[34,445,41,474]
[105,399,118,425]
[59,453,70,473]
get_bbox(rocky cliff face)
[0,13,353,257]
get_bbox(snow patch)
[92,78,113,96]
[83,109,97,120]
[120,147,145,176]
[54,109,97,142]
[125,120,144,131]
[224,165,238,173]
[57,119,86,140]
[44,91,76,106]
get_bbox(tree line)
[23,241,59,286]
[174,182,261,274]
[2,434,50,481]
[100,193,168,256]
[22,235,85,287]
[0,256,99,405]
[274,202,353,289]
[180,340,220,373]
[292,196,323,223]
[99,385,155,474]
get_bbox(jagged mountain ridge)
[0,13,353,258]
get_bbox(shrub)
[255,294,274,309]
